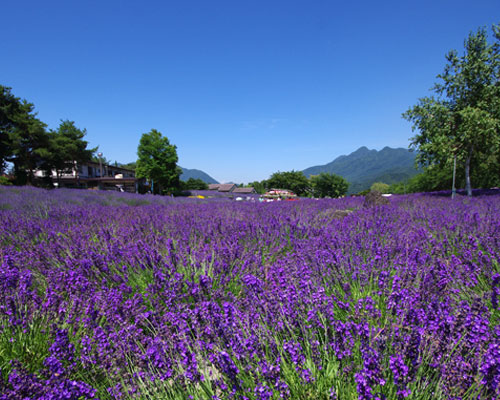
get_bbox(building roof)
[87,161,135,173]
[233,187,255,194]
[218,184,236,192]
[207,183,237,192]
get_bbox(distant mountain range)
[180,167,219,184]
[177,146,418,191]
[302,146,419,194]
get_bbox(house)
[76,162,136,179]
[34,161,141,192]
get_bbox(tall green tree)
[48,120,95,184]
[0,85,19,173]
[267,170,310,196]
[248,180,268,194]
[404,24,500,196]
[136,129,181,194]
[182,178,208,190]
[310,173,349,198]
[0,85,50,184]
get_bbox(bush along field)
[0,186,499,400]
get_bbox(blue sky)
[2,1,499,183]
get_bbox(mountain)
[302,146,418,194]
[180,167,219,184]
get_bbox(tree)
[0,85,20,174]
[121,161,137,171]
[182,178,208,190]
[136,129,181,194]
[248,180,268,194]
[404,24,500,196]
[48,120,95,184]
[266,170,310,196]
[1,87,97,186]
[310,173,349,198]
[370,182,390,194]
[0,86,50,184]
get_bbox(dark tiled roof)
[208,184,221,190]
[233,187,255,193]
[218,184,236,192]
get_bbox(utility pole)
[98,152,103,178]
[98,152,103,190]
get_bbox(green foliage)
[0,85,49,184]
[0,86,20,174]
[0,314,51,381]
[267,170,310,196]
[471,152,500,189]
[1,86,96,186]
[120,161,137,171]
[48,120,95,181]
[390,167,453,194]
[136,129,181,195]
[251,172,350,198]
[390,155,500,194]
[0,176,12,186]
[182,177,208,190]
[388,181,408,195]
[310,172,349,198]
[404,24,500,196]
[370,182,390,193]
[356,189,370,196]
[247,180,268,194]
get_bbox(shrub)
[363,190,389,207]
[370,182,390,193]
[0,176,12,186]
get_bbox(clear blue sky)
[2,1,499,183]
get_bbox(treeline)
[360,162,500,196]
[389,161,500,195]
[0,85,95,185]
[247,170,349,198]
[359,23,500,196]
[402,23,500,196]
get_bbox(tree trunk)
[27,168,34,186]
[465,147,473,197]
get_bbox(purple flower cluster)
[1,186,500,399]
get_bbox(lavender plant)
[0,186,499,399]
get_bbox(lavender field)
[1,187,499,400]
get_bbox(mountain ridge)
[180,167,219,184]
[302,146,418,193]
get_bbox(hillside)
[180,167,219,184]
[302,146,418,193]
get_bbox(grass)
[0,313,51,382]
